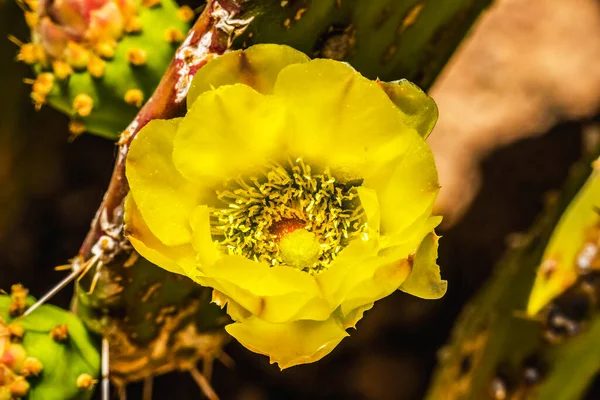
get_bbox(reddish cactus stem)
[79,0,248,257]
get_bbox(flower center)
[210,159,366,274]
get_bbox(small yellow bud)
[177,5,195,22]
[69,120,86,137]
[9,377,30,398]
[164,27,184,44]
[7,323,24,341]
[124,89,144,107]
[53,61,73,80]
[21,357,43,377]
[127,48,147,66]
[17,43,38,65]
[33,73,55,96]
[96,41,116,59]
[87,56,106,78]
[9,284,28,317]
[30,91,46,110]
[76,373,96,390]
[64,41,90,69]
[125,16,143,33]
[50,324,69,342]
[72,94,94,118]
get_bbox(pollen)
[73,93,94,117]
[211,159,366,274]
[87,56,106,78]
[164,27,185,43]
[127,48,147,66]
[124,89,144,107]
[177,5,195,22]
[53,61,73,79]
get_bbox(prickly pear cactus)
[0,285,100,400]
[15,0,191,139]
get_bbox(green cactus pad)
[23,0,189,139]
[0,295,100,400]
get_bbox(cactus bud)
[72,94,94,117]
[124,89,144,107]
[9,377,30,398]
[0,344,27,373]
[87,56,106,78]
[7,324,24,342]
[76,373,96,390]
[17,0,189,139]
[21,357,43,378]
[8,285,28,318]
[52,61,73,80]
[126,48,147,66]
[68,120,87,137]
[1,292,100,400]
[49,325,69,343]
[177,5,194,23]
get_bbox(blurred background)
[0,0,599,399]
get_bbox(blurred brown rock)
[429,0,600,226]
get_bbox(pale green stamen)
[210,159,366,274]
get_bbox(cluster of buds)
[0,318,42,399]
[0,285,101,400]
[13,0,192,139]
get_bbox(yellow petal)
[225,314,349,369]
[274,59,410,180]
[173,84,287,185]
[190,205,220,266]
[316,238,411,316]
[378,79,439,139]
[381,215,443,258]
[364,134,440,237]
[342,303,374,330]
[187,44,309,107]
[356,186,381,233]
[211,290,251,321]
[400,233,447,300]
[339,257,412,317]
[194,255,333,324]
[124,195,196,275]
[126,118,203,246]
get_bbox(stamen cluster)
[211,159,366,274]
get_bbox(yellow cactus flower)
[124,44,446,369]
